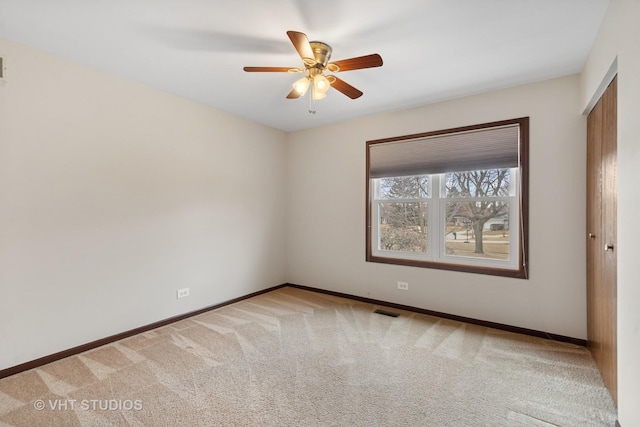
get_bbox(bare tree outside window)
[377,176,428,253]
[444,169,511,258]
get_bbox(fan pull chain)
[308,90,316,114]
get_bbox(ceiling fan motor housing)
[309,41,332,68]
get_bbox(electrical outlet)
[176,288,190,299]
[397,282,409,291]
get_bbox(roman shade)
[368,124,521,178]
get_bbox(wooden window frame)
[365,117,529,279]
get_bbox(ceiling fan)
[243,31,383,102]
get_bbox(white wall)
[580,0,640,425]
[286,75,587,339]
[0,38,287,370]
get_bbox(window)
[366,117,529,279]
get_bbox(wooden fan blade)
[330,76,363,99]
[287,31,315,64]
[328,54,383,72]
[286,88,303,99]
[243,66,301,72]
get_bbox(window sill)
[366,254,528,279]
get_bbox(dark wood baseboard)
[1,281,587,380]
[286,283,588,347]
[0,284,287,379]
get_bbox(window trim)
[365,117,529,279]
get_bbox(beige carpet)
[0,287,617,426]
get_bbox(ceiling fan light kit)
[293,69,330,99]
[243,31,383,111]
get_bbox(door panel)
[586,76,617,405]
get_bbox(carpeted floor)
[0,286,617,426]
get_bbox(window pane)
[377,176,429,199]
[379,202,428,253]
[445,201,510,260]
[444,169,510,198]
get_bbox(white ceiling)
[0,0,609,132]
